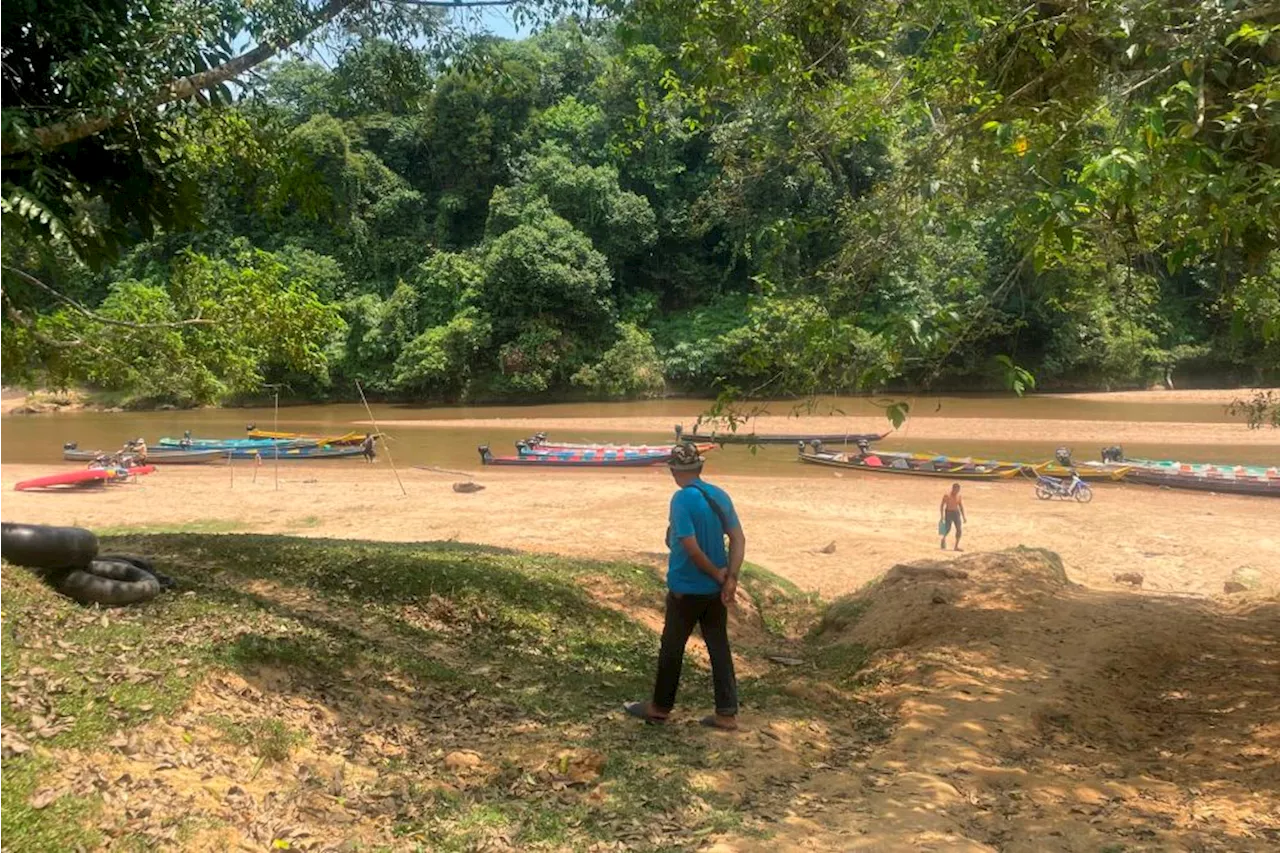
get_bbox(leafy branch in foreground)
[1227,391,1280,430]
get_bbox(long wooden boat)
[848,448,1129,481]
[226,444,368,460]
[798,447,1023,479]
[63,446,228,464]
[517,442,716,461]
[158,436,316,450]
[1124,457,1274,479]
[244,428,376,445]
[675,424,891,445]
[521,435,717,455]
[1124,468,1279,497]
[480,445,679,467]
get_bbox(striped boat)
[480,444,698,467]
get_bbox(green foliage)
[4,6,1279,403]
[572,323,666,398]
[1227,391,1280,430]
[34,249,343,406]
[478,212,613,338]
[414,252,485,328]
[523,96,609,160]
[393,308,491,397]
[994,356,1036,397]
[499,143,658,262]
[718,296,897,395]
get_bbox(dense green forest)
[2,0,1277,407]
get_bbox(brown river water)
[3,395,1277,476]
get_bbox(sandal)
[623,701,667,724]
[699,715,739,731]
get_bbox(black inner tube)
[1,522,99,570]
[99,553,175,589]
[59,559,161,606]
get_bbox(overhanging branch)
[1,0,367,156]
[2,266,215,329]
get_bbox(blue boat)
[158,436,316,450]
[223,444,366,460]
[159,441,365,460]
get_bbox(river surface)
[3,395,1276,475]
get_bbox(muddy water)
[2,395,1275,474]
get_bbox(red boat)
[15,466,155,491]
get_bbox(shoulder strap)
[686,481,731,535]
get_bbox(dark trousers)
[652,591,738,716]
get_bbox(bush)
[572,323,666,398]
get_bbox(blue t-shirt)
[667,480,740,594]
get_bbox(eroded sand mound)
[815,546,1073,650]
[755,547,1280,852]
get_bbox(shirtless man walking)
[939,483,966,551]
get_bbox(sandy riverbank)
[358,413,1280,447]
[1058,387,1274,404]
[4,462,1276,600]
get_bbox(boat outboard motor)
[1054,446,1073,467]
[855,438,871,456]
[1101,445,1124,463]
[63,441,77,451]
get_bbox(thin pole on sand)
[356,380,406,496]
[273,388,280,492]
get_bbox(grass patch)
[3,533,878,851]
[0,755,103,852]
[92,519,249,536]
[208,715,304,762]
[740,561,822,638]
[811,594,870,639]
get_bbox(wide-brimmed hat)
[668,442,704,471]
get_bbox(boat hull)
[16,466,154,491]
[64,448,227,464]
[1125,470,1280,497]
[480,444,673,467]
[230,445,368,460]
[520,440,716,457]
[678,425,891,445]
[16,469,117,491]
[158,437,316,450]
[484,456,669,467]
[245,429,373,445]
[1125,457,1274,478]
[799,450,1021,479]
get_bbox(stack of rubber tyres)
[0,522,174,605]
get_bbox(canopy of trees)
[3,0,1277,406]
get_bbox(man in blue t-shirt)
[625,443,745,730]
